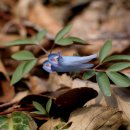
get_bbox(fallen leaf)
[67,106,123,130]
[18,87,97,119]
[69,1,130,55]
[28,1,62,35]
[39,106,123,130]
[0,60,15,103]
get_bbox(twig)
[35,41,49,54]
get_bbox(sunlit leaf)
[83,70,95,80]
[46,99,52,114]
[11,59,37,85]
[35,29,47,42]
[33,101,47,115]
[106,71,130,87]
[55,38,73,46]
[55,24,72,42]
[96,72,111,96]
[107,62,130,71]
[11,50,36,60]
[5,39,34,46]
[99,40,112,63]
[0,112,37,130]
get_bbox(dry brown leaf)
[0,60,15,103]
[39,106,123,130]
[48,73,130,125]
[28,1,62,35]
[70,0,130,55]
[67,106,123,130]
[29,76,48,94]
[39,118,62,130]
[0,34,21,46]
[47,73,73,91]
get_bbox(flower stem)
[35,41,49,54]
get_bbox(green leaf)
[99,40,112,63]
[46,99,52,114]
[5,39,34,46]
[22,59,37,75]
[11,62,26,85]
[83,70,95,80]
[55,38,73,46]
[106,71,130,87]
[69,37,86,44]
[96,72,111,96]
[11,59,37,85]
[31,111,45,115]
[107,62,130,71]
[104,55,130,62]
[35,29,47,42]
[11,50,36,60]
[33,101,47,115]
[0,112,37,130]
[55,24,72,42]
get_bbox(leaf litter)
[0,0,130,130]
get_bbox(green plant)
[0,111,37,130]
[3,25,130,96]
[32,99,52,116]
[4,25,86,85]
[83,40,130,96]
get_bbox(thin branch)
[37,44,49,54]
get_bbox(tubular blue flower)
[48,52,97,66]
[42,60,94,73]
[42,60,54,73]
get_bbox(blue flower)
[42,60,54,73]
[48,52,97,66]
[42,52,97,73]
[42,60,94,73]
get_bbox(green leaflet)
[35,29,47,42]
[99,40,112,63]
[55,37,86,46]
[107,62,130,71]
[33,101,47,115]
[68,37,86,44]
[83,70,95,80]
[46,99,52,114]
[106,71,130,87]
[11,50,36,61]
[55,24,72,42]
[96,72,111,96]
[104,55,130,62]
[11,59,37,85]
[55,38,73,46]
[55,25,86,46]
[4,39,34,46]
